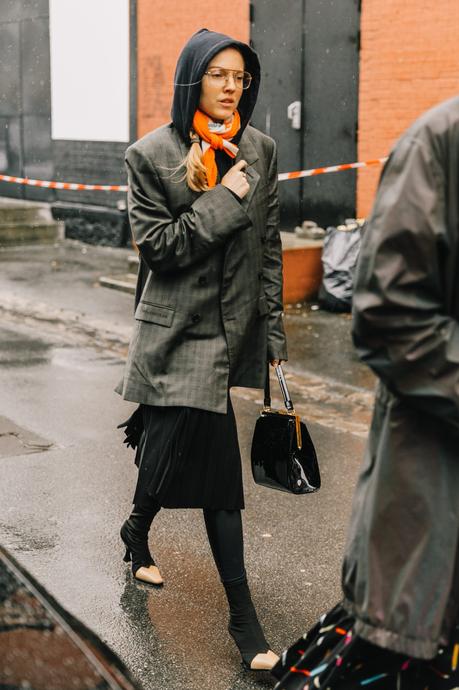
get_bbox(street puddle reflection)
[0,326,52,369]
[143,552,273,689]
[0,547,140,690]
[145,561,239,689]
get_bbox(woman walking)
[116,28,287,672]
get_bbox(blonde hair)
[159,131,209,192]
[183,133,209,192]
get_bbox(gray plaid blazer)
[116,123,287,413]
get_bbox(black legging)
[136,499,246,584]
[203,508,246,584]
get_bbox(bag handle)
[264,363,294,412]
[264,363,302,448]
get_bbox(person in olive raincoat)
[272,97,459,689]
[116,29,286,672]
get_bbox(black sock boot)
[120,503,163,585]
[224,577,272,670]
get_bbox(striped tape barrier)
[0,156,389,192]
[0,174,128,192]
[277,157,388,181]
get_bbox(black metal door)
[0,0,53,202]
[301,0,360,227]
[0,5,25,200]
[250,0,304,229]
[250,0,360,229]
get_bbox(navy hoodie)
[171,28,261,145]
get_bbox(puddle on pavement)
[0,546,138,689]
[117,550,270,690]
[0,324,121,371]
[0,325,52,368]
[0,523,57,553]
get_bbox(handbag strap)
[264,363,294,412]
[264,363,271,408]
[264,363,302,448]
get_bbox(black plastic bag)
[318,223,362,312]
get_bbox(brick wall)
[137,1,249,138]
[357,1,459,217]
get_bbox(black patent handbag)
[250,364,321,494]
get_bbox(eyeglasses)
[203,67,252,90]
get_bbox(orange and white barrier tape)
[0,156,388,192]
[0,174,128,192]
[277,157,388,181]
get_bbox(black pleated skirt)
[132,397,244,510]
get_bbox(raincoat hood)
[171,28,261,144]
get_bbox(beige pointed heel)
[245,650,279,671]
[133,564,164,587]
[121,510,165,589]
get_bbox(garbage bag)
[318,223,362,312]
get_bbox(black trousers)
[137,498,246,584]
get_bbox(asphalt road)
[0,240,371,689]
[0,316,365,690]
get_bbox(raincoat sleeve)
[125,146,251,274]
[352,135,459,432]
[262,140,288,361]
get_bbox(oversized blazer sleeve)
[262,140,288,361]
[125,145,251,274]
[352,135,459,432]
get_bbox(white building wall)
[49,0,130,142]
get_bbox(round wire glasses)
[203,68,252,90]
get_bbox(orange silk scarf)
[192,109,241,188]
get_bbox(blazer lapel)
[235,132,260,211]
[222,132,261,279]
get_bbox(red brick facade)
[357,1,459,217]
[136,2,459,220]
[136,1,249,138]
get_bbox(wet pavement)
[284,305,375,391]
[0,239,372,690]
[0,240,375,391]
[0,241,376,441]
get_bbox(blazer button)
[198,275,208,286]
[191,313,201,324]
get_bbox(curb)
[1,296,131,356]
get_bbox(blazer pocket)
[135,301,175,327]
[258,295,269,316]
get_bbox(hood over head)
[171,28,261,144]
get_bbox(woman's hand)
[221,160,250,199]
[270,359,284,367]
